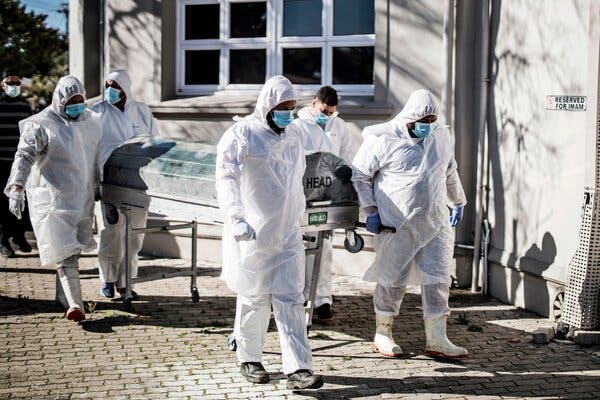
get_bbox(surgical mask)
[413,122,437,138]
[105,87,122,104]
[65,103,86,118]
[272,110,294,128]
[5,85,21,98]
[315,112,329,125]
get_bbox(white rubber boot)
[58,262,85,322]
[373,314,403,357]
[424,316,468,359]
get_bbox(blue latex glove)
[366,213,382,234]
[450,205,464,227]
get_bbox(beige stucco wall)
[105,0,163,104]
[486,0,598,316]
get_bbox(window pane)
[230,49,266,84]
[332,47,374,84]
[185,4,220,40]
[230,2,267,38]
[283,48,322,84]
[283,0,322,37]
[185,50,220,85]
[333,0,374,35]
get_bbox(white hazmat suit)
[352,89,468,358]
[95,69,158,290]
[216,75,313,375]
[293,106,356,310]
[4,75,102,318]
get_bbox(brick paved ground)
[1,251,600,400]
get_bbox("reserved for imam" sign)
[546,95,587,111]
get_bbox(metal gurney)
[101,136,368,313]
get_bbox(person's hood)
[51,75,86,119]
[106,69,132,102]
[252,75,296,127]
[393,89,438,138]
[395,89,438,123]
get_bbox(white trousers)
[55,255,84,310]
[234,292,313,375]
[373,282,451,319]
[303,232,333,307]
[98,204,147,288]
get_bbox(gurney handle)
[355,222,396,233]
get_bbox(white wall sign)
[546,95,587,111]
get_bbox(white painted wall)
[486,0,596,315]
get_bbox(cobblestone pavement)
[1,251,600,400]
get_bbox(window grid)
[177,0,375,95]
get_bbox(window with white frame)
[177,0,375,96]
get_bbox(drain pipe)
[441,0,456,127]
[471,0,492,293]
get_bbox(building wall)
[105,0,163,103]
[384,0,446,112]
[485,0,597,316]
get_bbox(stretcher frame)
[101,184,366,320]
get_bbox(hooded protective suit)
[216,75,313,375]
[352,89,466,288]
[216,75,306,296]
[353,90,468,358]
[4,75,102,266]
[293,106,357,309]
[94,69,158,288]
[95,69,158,170]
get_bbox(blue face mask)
[65,103,86,118]
[315,112,329,125]
[413,122,437,138]
[272,110,294,128]
[5,85,21,98]
[105,87,122,104]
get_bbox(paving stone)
[532,326,555,344]
[2,254,600,399]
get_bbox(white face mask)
[5,85,21,98]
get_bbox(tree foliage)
[0,0,67,77]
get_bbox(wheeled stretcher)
[101,136,371,313]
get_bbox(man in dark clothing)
[0,70,32,257]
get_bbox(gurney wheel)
[227,333,237,351]
[344,234,364,253]
[191,288,200,303]
[104,204,119,225]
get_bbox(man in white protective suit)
[4,75,102,322]
[94,69,158,299]
[292,85,356,323]
[352,89,468,359]
[216,75,323,389]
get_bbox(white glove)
[8,190,26,220]
[232,218,256,242]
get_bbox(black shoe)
[286,370,323,390]
[12,237,31,253]
[0,243,15,258]
[315,303,333,323]
[117,288,139,301]
[240,362,270,384]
